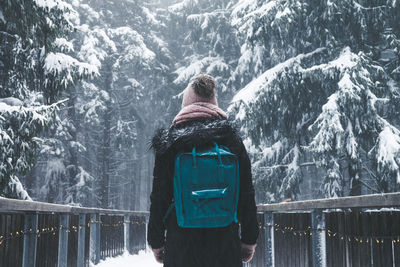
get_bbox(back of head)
[190,73,216,99]
[175,73,227,124]
[181,73,218,108]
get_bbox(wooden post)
[22,213,38,267]
[124,215,131,253]
[90,213,100,264]
[312,209,326,267]
[77,214,86,267]
[264,212,275,267]
[96,215,101,259]
[58,214,70,267]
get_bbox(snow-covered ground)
[94,251,161,267]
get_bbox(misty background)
[0,0,399,211]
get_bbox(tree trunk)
[100,62,113,208]
[67,86,79,203]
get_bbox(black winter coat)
[148,119,259,267]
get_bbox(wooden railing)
[250,192,400,267]
[0,197,148,267]
[2,192,400,267]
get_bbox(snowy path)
[94,251,162,267]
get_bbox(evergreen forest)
[0,0,399,209]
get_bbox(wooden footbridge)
[1,192,400,267]
[0,198,147,267]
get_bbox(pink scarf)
[172,102,228,125]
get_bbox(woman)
[148,73,259,267]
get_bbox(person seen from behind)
[148,73,259,267]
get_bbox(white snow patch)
[232,48,326,104]
[231,0,258,17]
[376,125,400,180]
[151,34,168,50]
[388,78,400,95]
[304,47,357,72]
[173,57,217,84]
[34,0,71,11]
[206,59,229,74]
[78,32,108,68]
[93,251,161,267]
[168,0,199,13]
[275,7,292,20]
[80,4,100,21]
[365,207,400,212]
[94,29,117,53]
[345,121,358,160]
[187,13,212,30]
[35,0,58,9]
[0,97,23,112]
[75,167,93,187]
[235,106,246,121]
[232,1,276,27]
[55,38,74,52]
[128,78,141,88]
[44,52,98,78]
[142,7,158,25]
[234,44,253,78]
[8,175,32,200]
[338,72,361,100]
[243,137,258,156]
[187,11,225,30]
[232,0,272,29]
[309,93,344,153]
[262,140,284,162]
[329,47,358,69]
[110,27,155,62]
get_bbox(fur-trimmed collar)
[150,119,239,155]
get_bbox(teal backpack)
[164,142,240,228]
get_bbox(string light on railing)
[0,217,149,247]
[254,222,400,246]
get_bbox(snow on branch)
[187,11,225,30]
[0,98,66,198]
[44,52,98,87]
[231,47,327,105]
[168,0,200,13]
[55,38,74,52]
[309,93,343,154]
[34,0,71,11]
[110,27,156,64]
[376,124,400,183]
[232,0,276,30]
[7,175,32,200]
[173,56,219,84]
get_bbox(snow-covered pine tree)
[229,0,400,203]
[166,0,240,109]
[0,98,63,199]
[34,0,171,209]
[0,0,95,199]
[32,0,122,207]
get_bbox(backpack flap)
[191,187,228,199]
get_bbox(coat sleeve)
[237,140,259,245]
[147,151,173,249]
